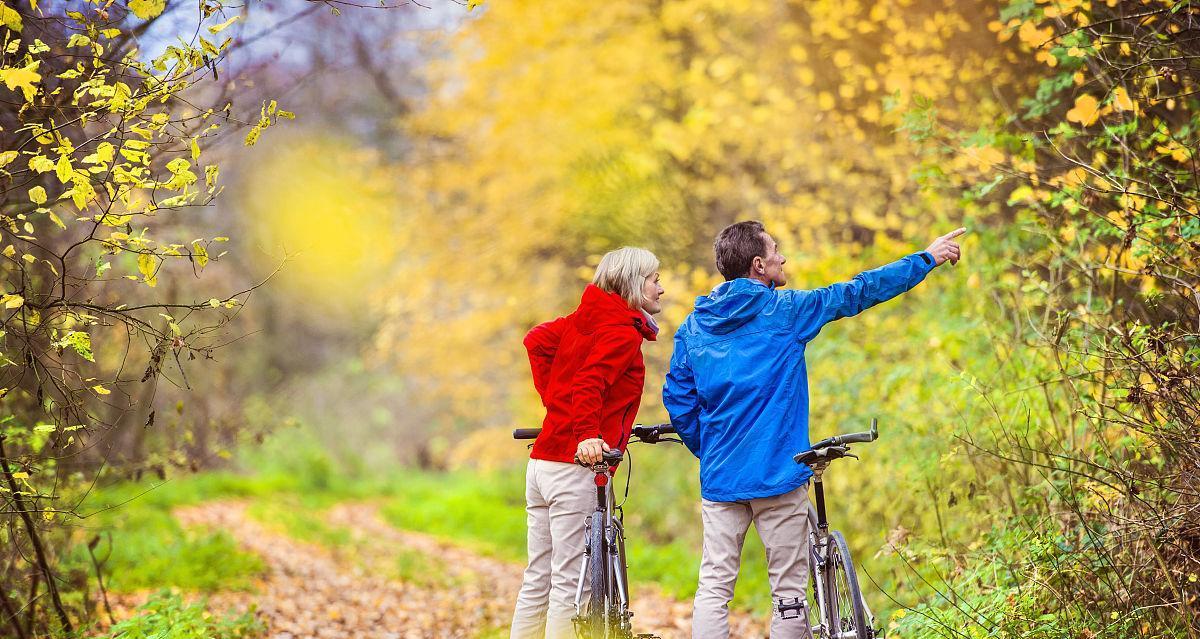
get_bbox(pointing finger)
[942,227,968,241]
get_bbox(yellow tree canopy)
[376,0,1026,431]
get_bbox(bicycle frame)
[805,461,877,639]
[573,463,633,636]
[512,424,676,639]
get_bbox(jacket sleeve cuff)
[916,250,937,272]
[574,429,602,444]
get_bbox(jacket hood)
[693,278,773,335]
[574,284,658,341]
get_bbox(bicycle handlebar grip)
[513,428,543,440]
[631,423,675,442]
[837,430,876,444]
[839,418,879,444]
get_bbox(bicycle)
[777,418,881,639]
[513,423,679,639]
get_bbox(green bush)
[103,591,263,639]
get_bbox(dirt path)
[172,500,767,638]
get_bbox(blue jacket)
[663,251,937,501]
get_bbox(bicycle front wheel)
[583,511,608,638]
[825,531,870,639]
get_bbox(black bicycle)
[514,423,678,639]
[777,418,881,639]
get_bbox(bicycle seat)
[793,444,853,467]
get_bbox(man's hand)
[576,438,611,464]
[925,228,967,266]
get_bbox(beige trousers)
[510,458,596,639]
[693,484,813,639]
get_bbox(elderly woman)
[511,247,665,639]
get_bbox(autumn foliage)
[1,0,1198,637]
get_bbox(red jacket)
[524,284,658,463]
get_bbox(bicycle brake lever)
[845,452,859,460]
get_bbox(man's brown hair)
[714,220,768,281]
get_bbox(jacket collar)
[575,284,658,341]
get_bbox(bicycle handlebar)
[511,424,675,443]
[795,419,879,466]
[630,423,675,443]
[807,418,878,450]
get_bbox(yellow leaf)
[1066,94,1100,126]
[467,0,485,10]
[0,150,17,168]
[1,246,13,257]
[127,0,166,20]
[0,2,22,33]
[208,14,241,34]
[55,154,72,183]
[966,146,1005,171]
[92,384,111,395]
[27,155,53,173]
[1017,21,1054,48]
[1155,140,1191,163]
[137,252,158,287]
[28,185,46,205]
[191,240,209,268]
[1035,49,1058,67]
[47,211,65,229]
[1,293,23,308]
[70,175,95,210]
[0,61,40,101]
[1112,86,1135,112]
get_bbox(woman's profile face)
[641,272,664,315]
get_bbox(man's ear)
[752,255,765,275]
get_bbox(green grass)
[244,492,462,589]
[63,427,400,596]
[378,468,529,562]
[244,496,352,549]
[393,547,463,589]
[63,472,284,594]
[375,464,777,613]
[472,624,511,639]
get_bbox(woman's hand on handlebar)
[575,438,611,464]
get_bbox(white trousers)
[510,458,596,639]
[692,485,813,639]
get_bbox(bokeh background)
[2,1,1198,637]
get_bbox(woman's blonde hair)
[592,247,660,310]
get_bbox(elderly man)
[664,221,964,638]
